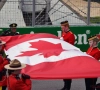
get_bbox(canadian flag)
[1,33,100,79]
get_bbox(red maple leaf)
[17,40,65,58]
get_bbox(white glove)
[83,52,86,54]
[60,37,63,40]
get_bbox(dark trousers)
[2,86,7,90]
[95,83,100,90]
[85,78,97,90]
[63,79,72,90]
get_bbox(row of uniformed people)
[0,22,100,90]
[0,23,32,90]
[59,20,100,90]
[0,40,32,90]
[0,41,10,90]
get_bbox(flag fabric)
[1,33,100,79]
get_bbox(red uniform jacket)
[62,31,75,45]
[7,74,31,90]
[0,76,7,86]
[0,56,9,86]
[0,57,9,72]
[86,47,100,60]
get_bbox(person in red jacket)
[60,20,75,45]
[60,20,75,90]
[85,35,100,90]
[0,56,10,90]
[0,40,6,56]
[0,40,10,90]
[4,59,32,90]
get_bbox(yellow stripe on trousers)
[0,87,2,90]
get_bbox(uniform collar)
[91,46,98,49]
[93,46,98,49]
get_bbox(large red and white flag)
[1,33,100,79]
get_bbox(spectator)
[85,35,100,90]
[4,59,32,90]
[1,23,19,36]
[60,20,75,90]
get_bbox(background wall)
[1,26,100,51]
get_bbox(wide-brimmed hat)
[5,59,26,70]
[0,40,6,45]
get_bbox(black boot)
[59,87,68,90]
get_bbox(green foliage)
[90,17,100,24]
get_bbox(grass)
[85,17,100,24]
[90,17,100,24]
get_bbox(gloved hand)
[6,58,11,62]
[60,37,63,40]
[15,75,20,80]
[2,69,7,76]
[5,55,11,62]
[21,74,30,79]
[5,55,9,58]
